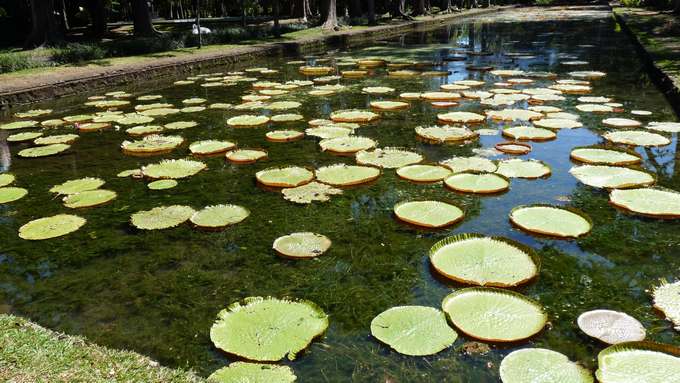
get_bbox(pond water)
[1,5,679,382]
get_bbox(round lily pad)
[509,205,592,238]
[486,109,543,121]
[142,159,206,179]
[316,164,380,186]
[19,214,86,240]
[207,362,296,383]
[496,142,531,155]
[603,130,670,147]
[273,232,331,259]
[210,297,328,361]
[595,342,680,383]
[444,172,510,194]
[362,86,395,95]
[320,136,376,154]
[396,164,451,183]
[610,187,680,219]
[34,134,79,145]
[570,147,641,166]
[50,177,104,195]
[148,179,178,190]
[190,204,249,230]
[496,159,551,179]
[330,110,380,123]
[117,114,154,126]
[126,125,165,136]
[500,348,594,383]
[533,118,583,129]
[394,200,464,228]
[267,101,301,111]
[63,189,117,208]
[140,108,180,117]
[440,157,497,173]
[421,92,461,101]
[576,103,614,113]
[305,126,352,139]
[646,121,680,133]
[281,182,342,204]
[18,143,70,158]
[653,281,680,330]
[271,114,304,123]
[164,121,198,130]
[370,101,409,111]
[577,309,646,344]
[370,306,457,356]
[430,234,538,287]
[7,132,42,142]
[130,205,195,230]
[0,174,15,187]
[437,111,485,124]
[227,115,270,127]
[226,149,268,164]
[356,148,423,169]
[415,125,477,143]
[569,165,655,189]
[256,166,314,188]
[502,126,556,141]
[77,122,111,132]
[121,135,184,156]
[189,140,236,155]
[0,187,28,203]
[266,130,304,142]
[442,287,547,342]
[0,120,38,130]
[603,118,641,128]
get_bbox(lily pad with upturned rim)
[396,164,451,183]
[603,130,670,147]
[329,110,380,123]
[356,148,423,169]
[227,115,270,127]
[7,132,42,142]
[500,348,594,383]
[444,172,510,194]
[142,159,206,179]
[509,205,592,238]
[273,232,331,259]
[609,188,680,219]
[34,134,79,145]
[18,214,86,240]
[0,174,15,187]
[570,147,641,166]
[595,342,680,383]
[569,165,654,189]
[207,362,296,383]
[226,149,268,164]
[319,136,376,154]
[189,140,236,155]
[495,159,551,179]
[440,157,497,173]
[415,125,477,143]
[256,166,314,188]
[315,164,380,186]
[18,144,70,158]
[130,205,195,230]
[577,309,646,344]
[393,200,464,228]
[281,182,343,204]
[266,130,304,142]
[652,280,680,330]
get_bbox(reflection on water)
[0,6,679,381]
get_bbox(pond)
[1,5,679,382]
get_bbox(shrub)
[51,43,106,64]
[0,51,48,73]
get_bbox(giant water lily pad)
[7,132,42,142]
[18,214,86,240]
[273,232,331,259]
[370,101,409,111]
[569,165,654,189]
[227,115,270,127]
[500,348,593,383]
[444,172,510,194]
[396,165,451,183]
[210,297,328,361]
[356,148,423,169]
[442,287,547,342]
[646,121,680,133]
[256,166,314,188]
[131,205,195,230]
[496,159,550,179]
[0,187,28,204]
[502,126,556,141]
[653,281,680,330]
[121,135,184,156]
[437,111,485,124]
[226,149,268,164]
[595,342,680,383]
[316,164,380,186]
[305,126,353,139]
[189,140,236,155]
[117,114,154,125]
[0,120,38,130]
[603,130,670,147]
[207,362,296,383]
[577,310,646,344]
[266,130,304,142]
[430,234,538,287]
[370,306,457,356]
[164,121,198,130]
[34,134,79,145]
[330,110,380,123]
[50,177,104,195]
[63,190,117,208]
[533,118,583,129]
[609,188,680,219]
[394,200,464,228]
[140,108,180,117]
[0,174,15,187]
[18,144,70,158]
[190,204,249,230]
[602,118,641,128]
[486,109,543,121]
[509,205,591,238]
[282,182,343,204]
[440,157,497,173]
[319,136,376,154]
[142,159,206,179]
[415,125,477,143]
[148,179,177,190]
[126,125,165,136]
[570,147,641,166]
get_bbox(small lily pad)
[50,177,104,195]
[19,214,86,240]
[63,189,117,208]
[273,232,331,259]
[0,187,28,203]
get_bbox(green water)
[1,6,679,382]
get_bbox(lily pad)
[273,232,331,259]
[266,130,304,142]
[62,189,117,208]
[226,149,268,164]
[190,204,249,230]
[227,115,270,127]
[437,111,485,124]
[126,125,165,136]
[316,164,380,186]
[509,205,592,238]
[610,187,680,219]
[356,148,423,169]
[603,130,670,147]
[121,135,184,156]
[442,287,547,342]
[210,297,328,361]
[496,159,551,179]
[440,157,497,173]
[281,182,343,204]
[34,134,79,145]
[577,309,646,344]
[415,125,477,143]
[533,118,583,129]
[486,109,543,121]
[653,280,680,330]
[148,179,178,190]
[502,126,556,141]
[271,114,304,123]
[329,110,380,123]
[189,140,236,155]
[0,120,38,130]
[603,118,641,128]
[370,306,457,356]
[207,362,296,383]
[396,164,451,183]
[569,165,654,189]
[646,121,680,133]
[444,172,511,194]
[570,147,641,166]
[164,121,198,130]
[7,131,43,142]
[595,342,680,383]
[19,214,86,240]
[362,86,395,95]
[142,159,206,179]
[130,205,195,230]
[0,187,28,203]
[18,144,70,158]
[394,200,464,228]
[50,177,104,195]
[500,348,594,383]
[0,174,15,187]
[256,166,314,188]
[370,101,409,111]
[319,136,376,154]
[430,234,538,287]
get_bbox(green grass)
[0,314,204,383]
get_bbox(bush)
[621,0,643,6]
[0,51,48,74]
[51,43,106,64]
[105,34,185,56]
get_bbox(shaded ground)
[0,314,202,382]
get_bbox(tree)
[392,0,412,20]
[367,0,376,24]
[241,0,246,27]
[322,0,338,30]
[25,0,63,48]
[273,0,281,36]
[413,0,426,15]
[89,0,108,37]
[132,0,158,36]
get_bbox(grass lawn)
[0,314,204,383]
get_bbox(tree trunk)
[25,0,62,48]
[273,0,281,36]
[348,0,362,18]
[322,0,338,30]
[413,0,426,15]
[392,0,413,19]
[90,0,107,37]
[58,0,69,31]
[132,0,158,36]
[367,0,376,24]
[241,0,247,27]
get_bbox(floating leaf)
[396,164,451,183]
[19,214,86,240]
[117,114,154,125]
[7,131,43,142]
[577,310,646,344]
[646,121,680,133]
[570,147,641,166]
[190,204,249,230]
[256,166,314,188]
[442,287,547,342]
[142,159,206,179]
[356,148,423,169]
[569,165,654,189]
[595,342,680,383]
[141,108,180,117]
[305,126,353,139]
[34,134,79,145]
[500,348,593,383]
[273,232,331,259]
[415,125,477,143]
[509,205,591,238]
[444,172,509,194]
[207,362,296,383]
[370,101,409,111]
[130,205,195,230]
[0,174,15,187]
[266,130,304,142]
[164,121,198,130]
[63,190,117,208]
[271,114,304,123]
[440,156,497,173]
[50,177,104,195]
[603,130,670,147]
[18,143,70,158]
[0,120,38,130]
[148,179,178,190]
[316,164,380,186]
[227,115,270,127]
[226,149,268,164]
[421,92,461,101]
[189,140,236,155]
[437,111,485,124]
[362,86,395,95]
[121,135,184,156]
[281,182,342,204]
[126,125,165,136]
[0,187,28,203]
[430,234,538,287]
[394,200,464,228]
[533,118,583,129]
[610,188,680,219]
[496,159,550,179]
[320,136,376,154]
[330,110,380,123]
[210,297,329,361]
[653,280,680,330]
[502,126,556,141]
[486,109,543,121]
[602,118,641,128]
[370,306,457,356]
